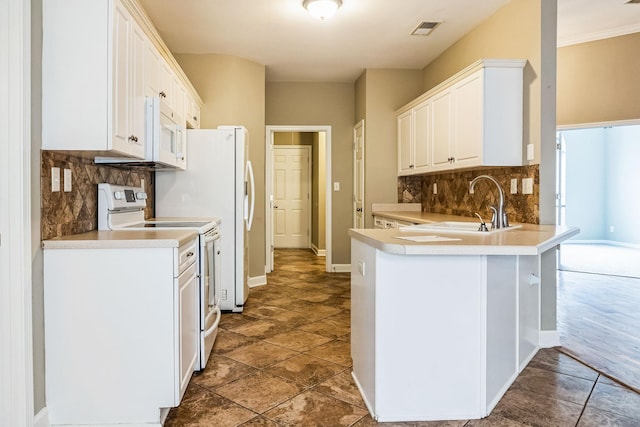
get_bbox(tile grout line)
[574,373,600,427]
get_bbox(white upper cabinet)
[42,0,202,162]
[397,59,526,175]
[43,0,146,158]
[397,101,431,176]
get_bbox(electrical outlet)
[610,226,615,233]
[358,261,365,276]
[64,168,72,192]
[141,178,145,191]
[510,178,518,194]
[51,167,60,192]
[469,182,474,194]
[522,178,534,195]
[433,182,437,195]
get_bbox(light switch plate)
[526,144,535,161]
[51,167,60,192]
[522,178,534,194]
[333,182,340,191]
[433,182,437,194]
[63,168,72,192]
[510,178,518,194]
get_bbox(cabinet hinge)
[556,143,562,150]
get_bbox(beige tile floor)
[165,249,640,427]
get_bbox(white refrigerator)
[156,126,254,312]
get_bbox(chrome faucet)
[469,175,508,229]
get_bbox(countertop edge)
[42,229,199,250]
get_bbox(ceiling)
[138,0,640,83]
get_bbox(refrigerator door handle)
[245,160,255,231]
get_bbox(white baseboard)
[331,264,351,273]
[34,407,49,427]
[563,239,640,250]
[248,275,267,288]
[311,244,326,257]
[539,330,560,348]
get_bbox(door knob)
[274,205,279,209]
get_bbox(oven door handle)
[203,306,221,338]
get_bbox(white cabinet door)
[186,95,201,129]
[129,19,147,159]
[412,101,431,172]
[146,41,163,98]
[178,262,198,401]
[112,2,130,154]
[452,71,483,168]
[397,110,413,175]
[430,89,453,169]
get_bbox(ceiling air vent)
[411,21,441,36]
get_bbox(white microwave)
[95,97,186,170]
[149,96,186,169]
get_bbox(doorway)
[265,126,332,273]
[273,145,311,249]
[556,121,640,278]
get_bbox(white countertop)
[42,229,199,250]
[373,210,481,224]
[350,221,580,256]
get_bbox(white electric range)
[98,183,221,371]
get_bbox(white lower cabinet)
[350,238,541,422]
[43,239,198,426]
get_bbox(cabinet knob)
[193,116,198,122]
[356,208,363,212]
[409,164,414,168]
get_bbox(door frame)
[1,0,35,424]
[273,145,312,249]
[266,125,332,273]
[353,119,364,228]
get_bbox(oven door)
[199,228,221,371]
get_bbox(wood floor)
[558,270,640,393]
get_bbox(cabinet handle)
[193,116,198,122]
[409,164,414,168]
[128,135,138,142]
[356,208,362,212]
[159,91,167,98]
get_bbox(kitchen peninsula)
[349,220,579,422]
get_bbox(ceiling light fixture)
[303,0,342,20]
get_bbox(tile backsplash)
[398,165,540,224]
[41,151,154,240]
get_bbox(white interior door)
[273,146,311,248]
[353,120,365,228]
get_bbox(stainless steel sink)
[399,221,522,234]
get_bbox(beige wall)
[557,32,640,126]
[355,69,423,228]
[266,83,354,265]
[175,54,267,279]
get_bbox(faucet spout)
[469,175,507,229]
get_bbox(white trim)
[33,408,49,427]
[562,239,640,250]
[0,0,34,425]
[539,330,560,348]
[353,119,364,228]
[265,126,333,273]
[311,244,326,257]
[558,24,640,48]
[331,264,351,273]
[248,275,267,288]
[557,118,640,131]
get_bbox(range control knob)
[136,192,148,200]
[114,191,124,200]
